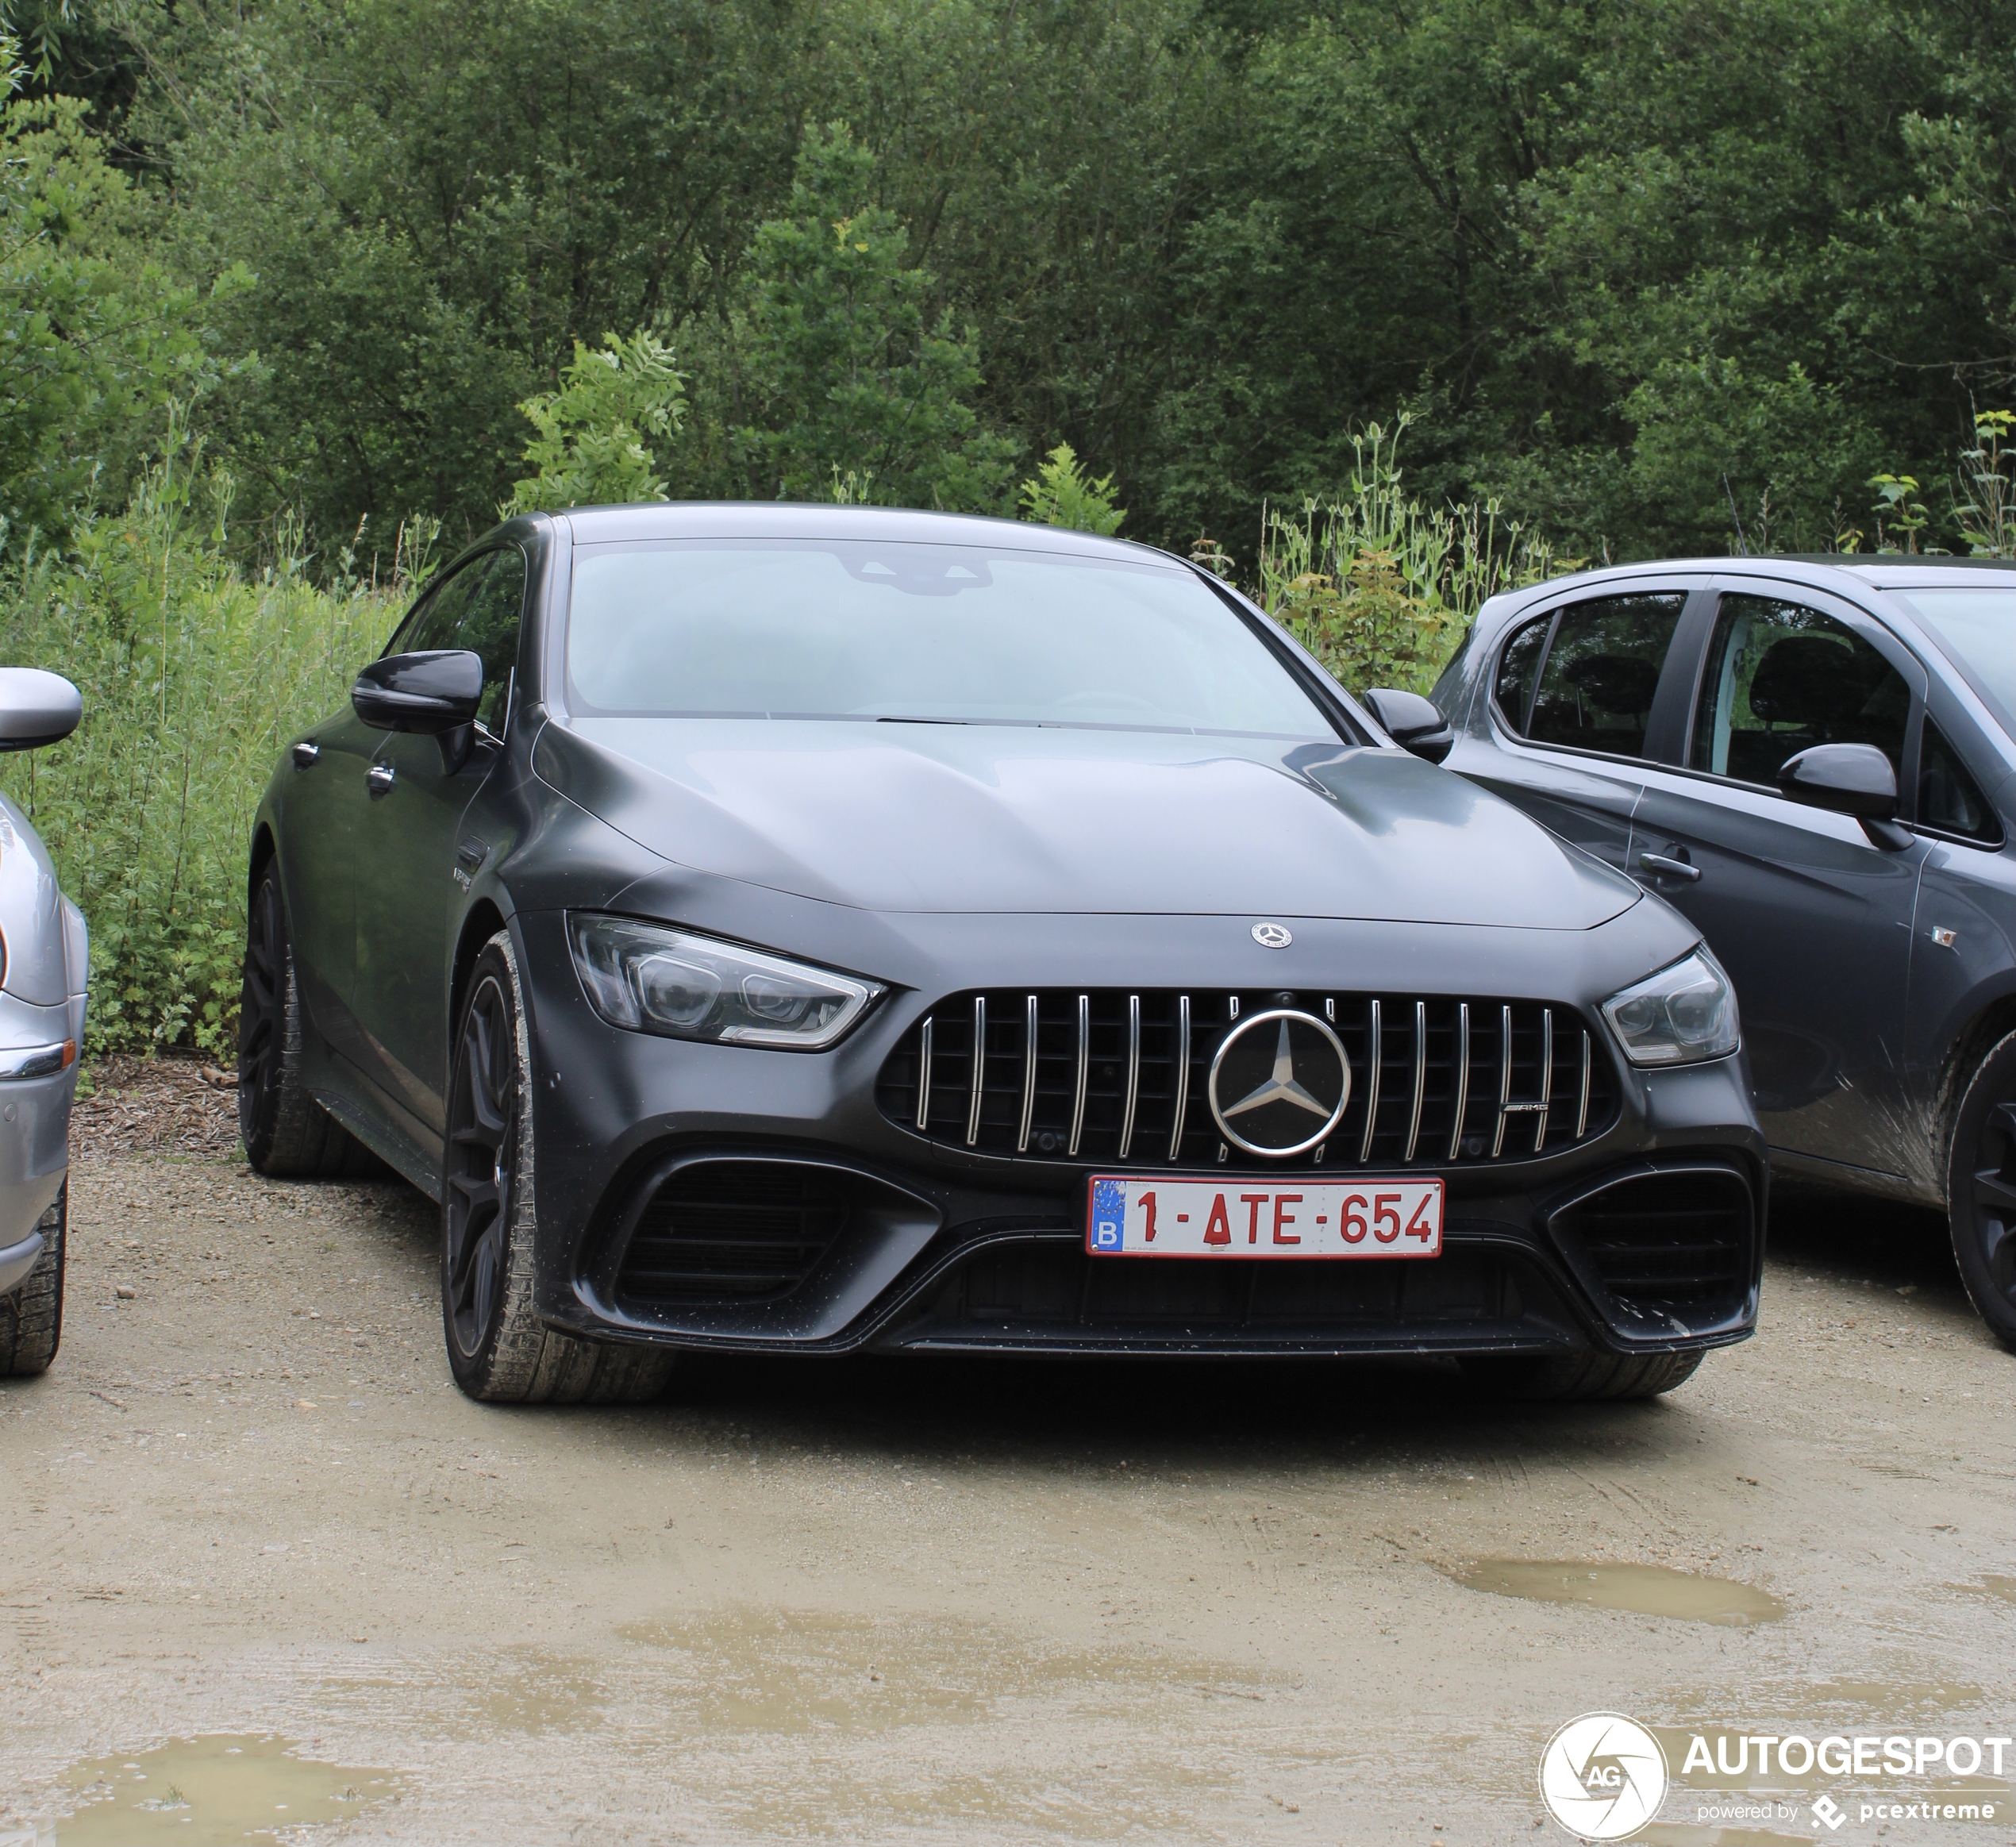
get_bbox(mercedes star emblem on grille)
[1206,1008,1351,1157]
[1251,921,1293,949]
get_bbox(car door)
[349,545,526,1135]
[1446,579,1705,875]
[275,697,375,1064]
[1626,577,1929,1179]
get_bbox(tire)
[1944,1028,2016,1352]
[441,929,674,1405]
[1460,1349,1706,1403]
[238,860,382,1178]
[0,1183,66,1377]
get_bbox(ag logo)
[1538,1711,1668,1840]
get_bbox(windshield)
[1896,587,2016,735]
[563,539,1339,738]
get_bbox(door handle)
[291,741,320,769]
[366,764,396,797]
[1638,851,1701,883]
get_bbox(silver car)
[0,668,87,1377]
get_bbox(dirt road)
[2,1147,2011,1846]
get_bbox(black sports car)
[239,505,1764,1403]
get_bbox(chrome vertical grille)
[875,990,1618,1169]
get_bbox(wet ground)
[1,1155,2010,1845]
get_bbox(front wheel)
[1945,1030,2016,1352]
[1,1183,66,1376]
[441,930,673,1404]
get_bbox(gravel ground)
[1,1081,2011,1846]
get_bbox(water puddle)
[1451,1558,1786,1626]
[55,1734,400,1845]
[1960,1574,2016,1605]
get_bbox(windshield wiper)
[873,714,969,725]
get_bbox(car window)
[1521,593,1687,756]
[564,540,1339,738]
[1918,720,2002,845]
[1690,593,1910,787]
[1894,586,2016,741]
[387,552,496,658]
[1493,614,1551,733]
[459,548,526,732]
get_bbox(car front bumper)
[507,906,1768,1361]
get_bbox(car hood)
[535,718,1641,929]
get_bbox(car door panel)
[349,547,526,1130]
[274,705,375,1062]
[1628,577,1929,1175]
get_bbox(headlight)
[1600,949,1740,1067]
[567,915,883,1049]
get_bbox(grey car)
[1428,554,2016,1348]
[0,668,88,1377]
[240,504,1764,1406]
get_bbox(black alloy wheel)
[438,932,674,1404]
[443,965,517,1366]
[1949,1029,2016,1351]
[237,869,287,1147]
[237,863,379,1177]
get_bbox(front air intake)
[1551,1166,1756,1333]
[614,1160,850,1306]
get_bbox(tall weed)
[1257,417,1572,693]
[0,431,422,1053]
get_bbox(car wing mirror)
[352,650,484,735]
[0,668,82,752]
[1364,687,1455,764]
[1776,743,1911,849]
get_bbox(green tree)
[735,121,1016,510]
[1019,442,1125,533]
[0,74,225,547]
[503,329,687,514]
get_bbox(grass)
[0,437,425,1054]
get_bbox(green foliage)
[1867,474,1930,556]
[0,420,416,1052]
[0,86,234,548]
[733,121,1016,510]
[1956,412,2016,559]
[1257,418,1568,695]
[1020,444,1125,534]
[503,330,687,515]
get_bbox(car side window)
[1690,594,1910,787]
[386,552,495,658]
[1520,593,1687,756]
[1918,721,2002,845]
[1493,614,1551,733]
[459,547,527,733]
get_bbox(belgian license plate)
[1085,1176,1443,1258]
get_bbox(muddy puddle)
[1451,1558,1786,1626]
[54,1734,400,1845]
[1962,1575,2016,1605]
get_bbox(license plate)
[1085,1176,1443,1258]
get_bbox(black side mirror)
[1776,743,1911,850]
[352,651,483,734]
[0,668,82,752]
[1364,687,1455,764]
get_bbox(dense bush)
[0,430,414,1053]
